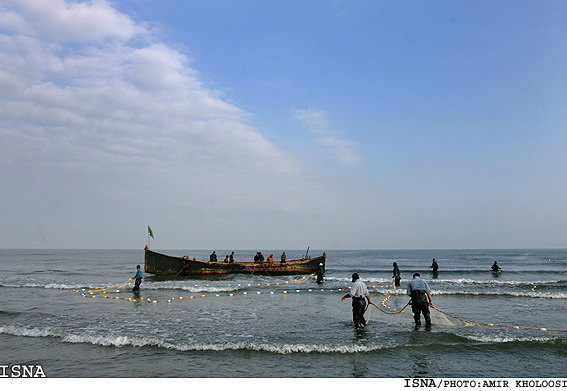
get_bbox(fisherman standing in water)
[491,261,502,272]
[341,273,372,329]
[133,265,142,291]
[429,258,439,272]
[316,263,325,283]
[393,262,401,288]
[407,273,433,328]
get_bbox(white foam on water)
[463,334,559,344]
[0,325,391,354]
[432,290,567,299]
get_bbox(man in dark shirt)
[392,262,401,287]
[429,258,439,272]
[491,261,501,272]
[316,263,325,283]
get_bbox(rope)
[261,262,271,277]
[369,301,410,315]
[90,277,133,291]
[75,277,134,297]
[175,264,188,276]
[430,305,567,333]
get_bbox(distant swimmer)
[491,261,502,272]
[429,258,439,272]
[133,265,142,291]
[392,262,401,287]
[341,273,372,329]
[316,263,325,283]
[407,273,433,328]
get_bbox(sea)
[1,248,566,383]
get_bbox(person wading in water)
[341,273,372,329]
[133,265,142,291]
[407,272,433,329]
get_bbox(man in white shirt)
[341,273,373,328]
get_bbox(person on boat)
[316,263,325,283]
[341,273,372,329]
[133,265,142,291]
[267,254,274,264]
[224,255,229,263]
[392,262,401,287]
[254,252,260,263]
[491,261,502,272]
[280,252,287,263]
[210,251,217,262]
[229,252,235,263]
[429,258,439,272]
[259,253,265,263]
[407,273,433,328]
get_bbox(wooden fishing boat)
[144,248,326,276]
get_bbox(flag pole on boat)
[147,225,154,249]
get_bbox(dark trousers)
[134,277,142,290]
[352,297,367,328]
[411,293,431,326]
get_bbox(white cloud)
[0,0,146,43]
[291,108,362,163]
[0,1,300,176]
[316,136,362,163]
[0,0,332,249]
[290,109,331,133]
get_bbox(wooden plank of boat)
[144,248,326,276]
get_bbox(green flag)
[148,225,154,239]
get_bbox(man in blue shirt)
[407,273,433,327]
[133,265,142,291]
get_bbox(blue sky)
[1,0,566,250]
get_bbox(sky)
[1,0,567,250]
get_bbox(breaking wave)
[0,282,86,290]
[3,324,564,355]
[463,334,564,344]
[432,290,567,299]
[0,325,389,354]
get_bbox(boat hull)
[144,249,326,276]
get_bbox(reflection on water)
[411,353,439,378]
[351,358,368,377]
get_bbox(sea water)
[0,248,566,378]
